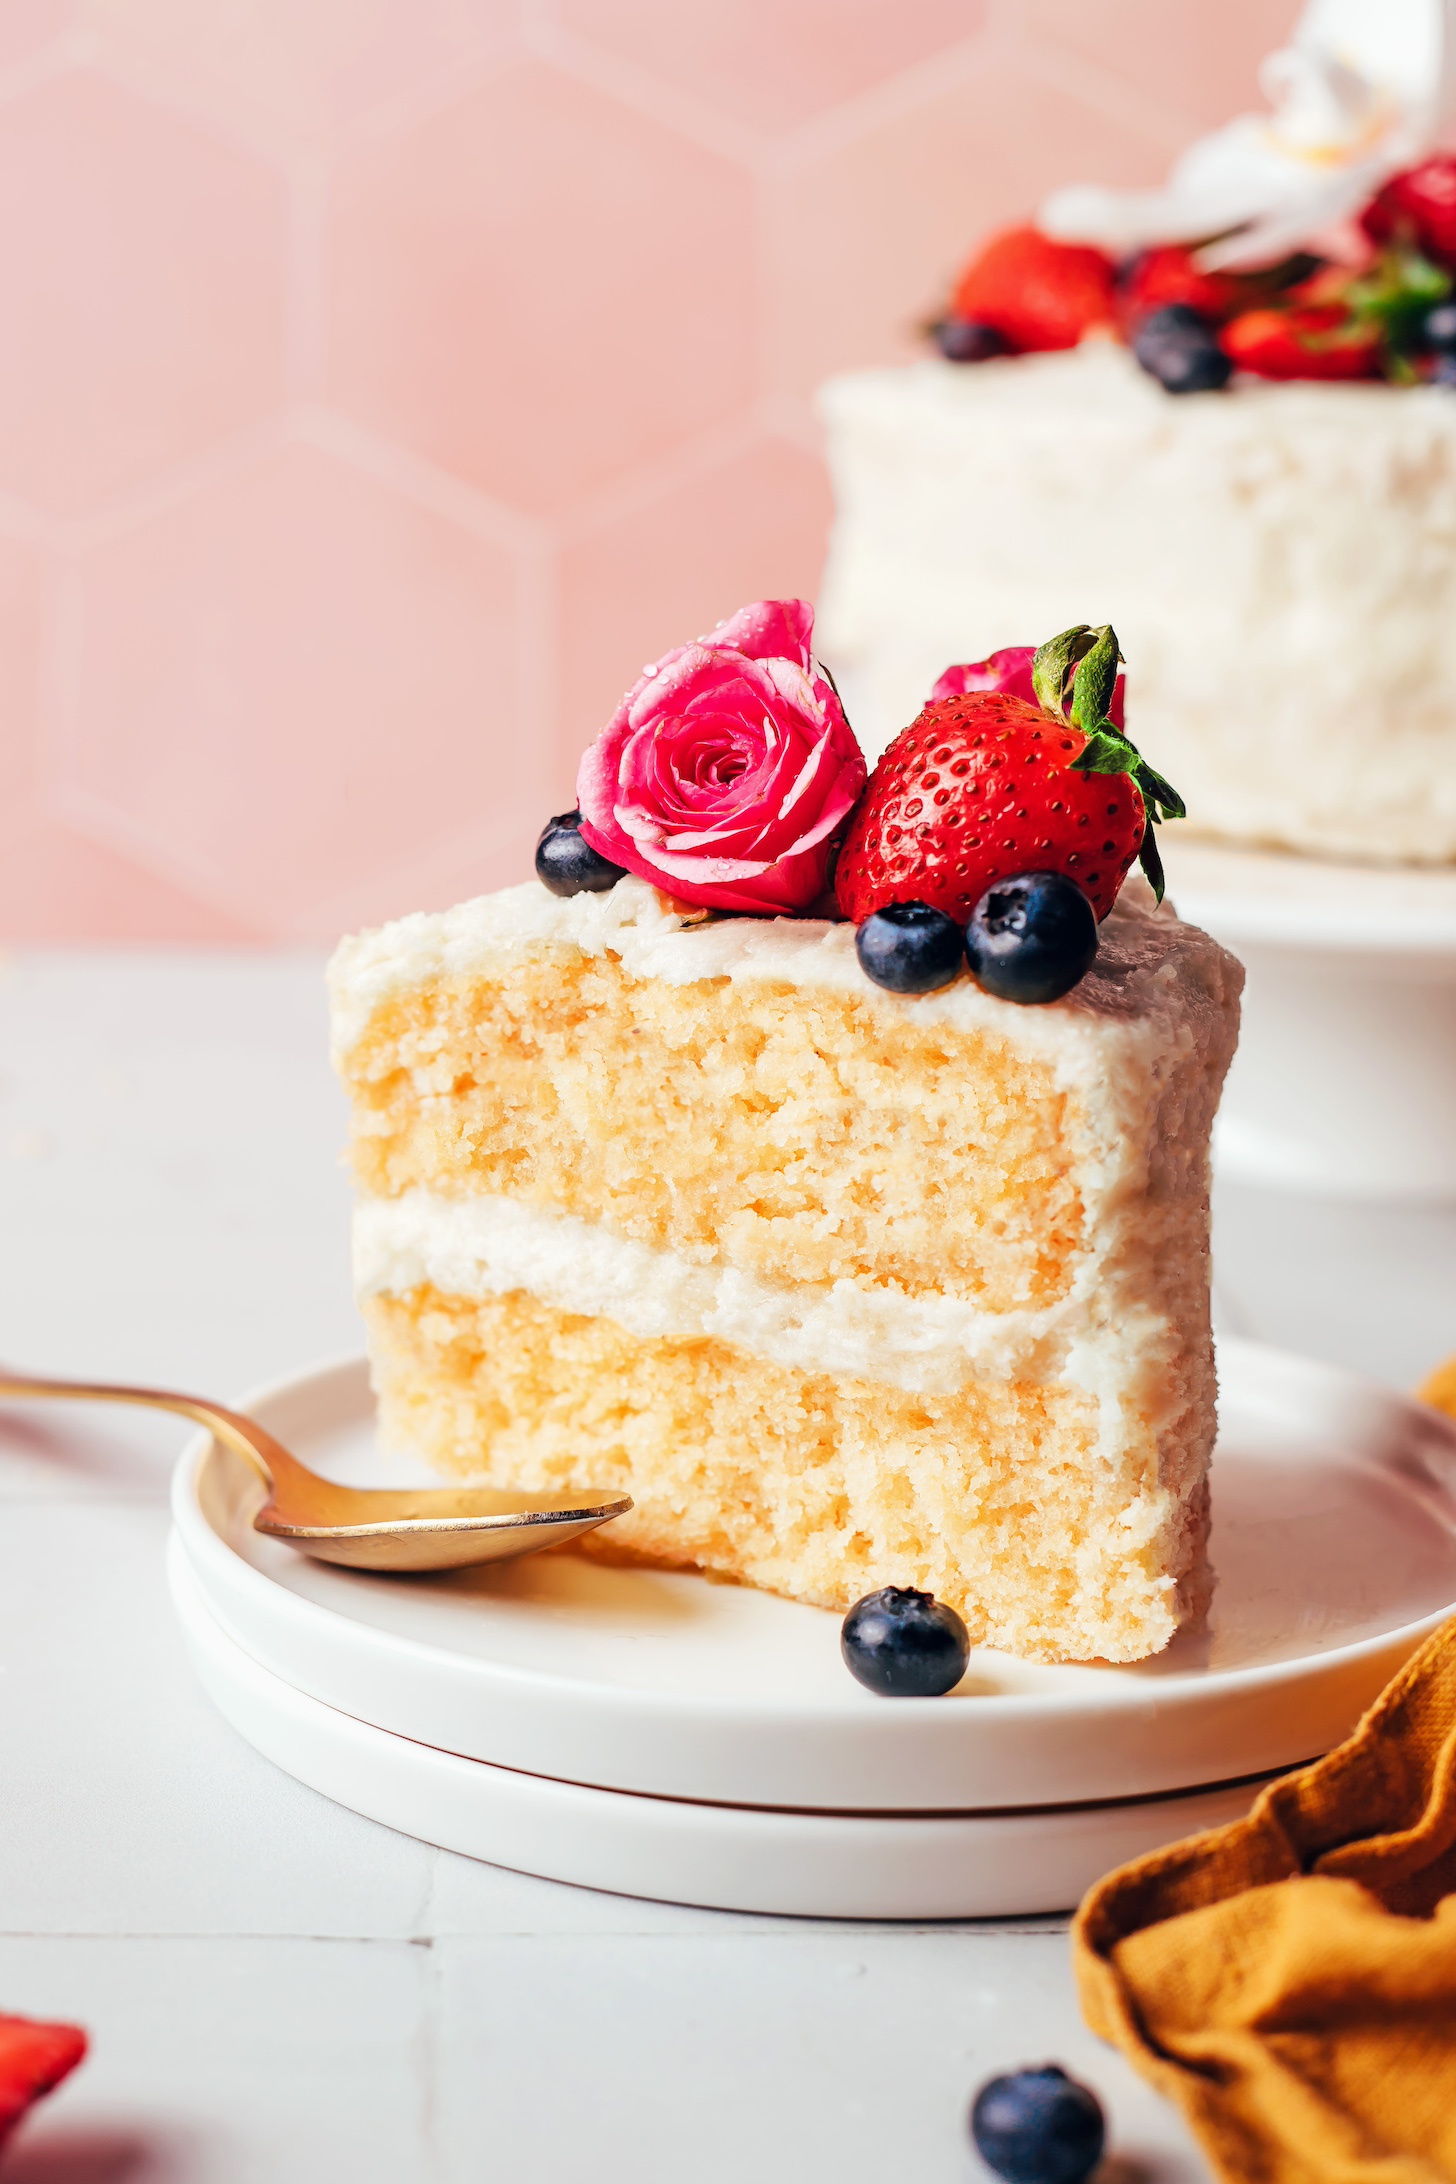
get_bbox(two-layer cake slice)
[330,872,1241,1665]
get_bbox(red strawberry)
[1115,245,1325,334]
[836,626,1182,927]
[1362,156,1456,267]
[0,2014,87,2147]
[1115,245,1246,331]
[1221,304,1381,380]
[950,227,1116,353]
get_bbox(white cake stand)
[1161,837,1456,1202]
[169,1348,1456,1917]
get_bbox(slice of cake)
[329,602,1242,1665]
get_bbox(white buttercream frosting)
[329,870,1194,1079]
[815,343,1456,864]
[352,1186,1157,1398]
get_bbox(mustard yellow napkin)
[1418,1358,1456,1425]
[1074,1617,1456,2184]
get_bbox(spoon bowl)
[0,1369,632,1572]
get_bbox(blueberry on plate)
[855,901,964,993]
[840,1586,970,1697]
[970,2065,1106,2184]
[965,872,1097,1004]
[535,811,628,898]
[933,318,1011,364]
[1422,299,1456,355]
[1433,350,1456,388]
[1132,304,1232,394]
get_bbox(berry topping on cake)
[1424,299,1456,355]
[1116,244,1257,332]
[931,317,1011,363]
[948,227,1116,354]
[965,872,1098,1005]
[841,1586,970,1697]
[1131,304,1232,394]
[835,624,1184,930]
[1220,303,1383,381]
[854,901,963,994]
[970,2066,1105,2184]
[535,810,628,897]
[930,89,1456,389]
[1363,156,1456,269]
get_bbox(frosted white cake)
[816,342,1456,864]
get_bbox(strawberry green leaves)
[1030,624,1098,715]
[1030,622,1186,903]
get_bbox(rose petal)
[704,598,814,668]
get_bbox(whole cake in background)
[330,601,1242,1665]
[816,0,1456,864]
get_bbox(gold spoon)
[0,1369,632,1573]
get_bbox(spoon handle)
[0,1370,312,1493]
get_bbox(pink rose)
[932,645,1126,728]
[577,599,866,915]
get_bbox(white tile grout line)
[414,1927,446,2184]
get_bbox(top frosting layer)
[328,870,1226,1082]
[825,341,1456,435]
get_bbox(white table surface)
[2,949,1453,2183]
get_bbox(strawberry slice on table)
[835,625,1183,928]
[0,2014,87,2148]
[950,226,1116,353]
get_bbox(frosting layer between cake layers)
[816,343,1456,863]
[330,877,1242,1662]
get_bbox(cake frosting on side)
[331,875,1242,1664]
[816,344,1456,863]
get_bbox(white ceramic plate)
[170,1339,1456,1813]
[171,1543,1275,1919]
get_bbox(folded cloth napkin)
[1073,1616,1456,2184]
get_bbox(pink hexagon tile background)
[0,0,1303,940]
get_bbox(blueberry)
[1132,304,1232,394]
[1433,351,1456,387]
[1423,300,1456,354]
[840,1586,970,1697]
[971,2066,1105,2184]
[933,317,1011,363]
[965,872,1097,1004]
[855,901,964,993]
[534,810,627,897]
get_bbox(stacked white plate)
[169,1341,1456,1918]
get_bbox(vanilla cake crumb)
[330,875,1241,1663]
